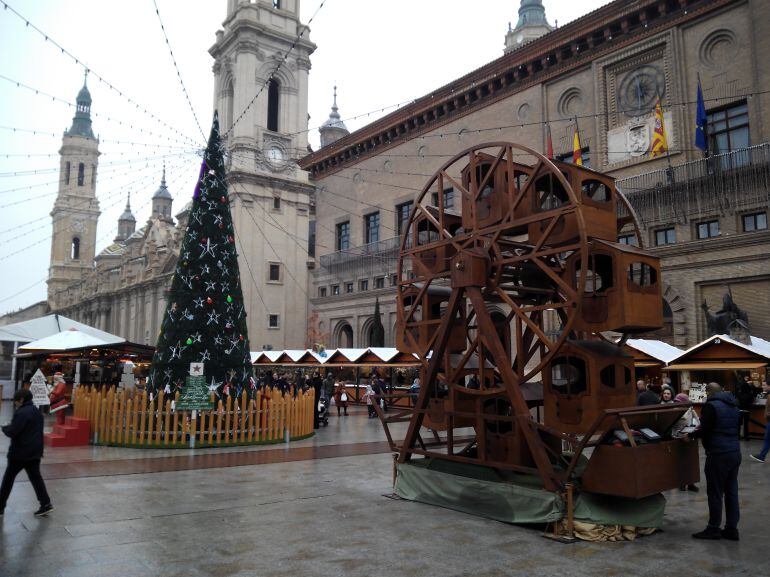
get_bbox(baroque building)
[301,0,770,350]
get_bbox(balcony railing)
[319,236,401,277]
[318,144,770,276]
[616,143,770,227]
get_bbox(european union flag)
[695,78,708,153]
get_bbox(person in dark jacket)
[0,389,54,517]
[311,372,323,429]
[735,375,758,440]
[636,381,660,406]
[688,382,741,541]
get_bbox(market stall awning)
[18,327,124,352]
[0,314,123,344]
[624,339,683,365]
[667,334,770,369]
[666,361,767,371]
[251,347,420,368]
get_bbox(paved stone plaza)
[0,402,766,577]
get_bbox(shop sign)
[29,369,50,407]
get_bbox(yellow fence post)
[216,399,224,445]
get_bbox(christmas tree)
[148,111,254,399]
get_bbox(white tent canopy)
[0,314,122,344]
[18,327,125,352]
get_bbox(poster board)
[29,369,50,407]
[176,375,214,410]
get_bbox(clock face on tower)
[618,65,665,117]
[266,146,285,166]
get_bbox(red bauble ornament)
[194,275,200,281]
[207,297,213,305]
[220,196,226,203]
[219,223,224,229]
[239,335,244,341]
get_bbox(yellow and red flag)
[572,127,583,166]
[650,98,668,158]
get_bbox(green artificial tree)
[148,112,254,399]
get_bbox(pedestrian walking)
[687,382,741,541]
[0,389,54,517]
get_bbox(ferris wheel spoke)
[505,159,544,221]
[441,171,469,202]
[494,288,553,352]
[530,256,578,302]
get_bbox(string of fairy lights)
[0,158,191,262]
[0,0,765,316]
[0,159,193,304]
[0,155,193,237]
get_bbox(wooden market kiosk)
[15,339,155,394]
[14,327,155,393]
[666,334,769,437]
[252,347,421,405]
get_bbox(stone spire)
[116,192,137,242]
[151,164,173,221]
[319,85,349,148]
[66,70,95,139]
[504,0,553,54]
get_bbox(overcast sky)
[0,0,606,316]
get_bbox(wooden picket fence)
[72,386,315,448]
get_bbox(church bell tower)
[47,75,100,309]
[209,0,316,350]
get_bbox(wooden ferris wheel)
[384,142,697,497]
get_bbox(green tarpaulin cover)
[396,459,665,527]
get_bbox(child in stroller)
[317,395,329,427]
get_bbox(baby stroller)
[318,396,329,427]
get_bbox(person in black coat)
[0,389,54,517]
[735,375,758,440]
[636,381,660,406]
[688,383,741,541]
[311,372,323,429]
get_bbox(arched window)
[71,237,80,260]
[267,79,280,132]
[335,322,353,348]
[65,161,71,184]
[77,163,85,186]
[91,164,96,186]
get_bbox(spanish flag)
[572,127,583,166]
[650,98,668,158]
